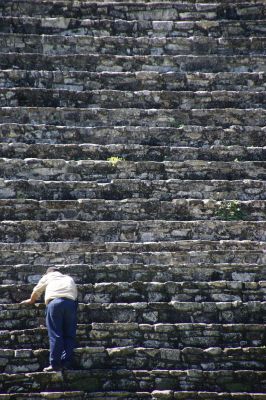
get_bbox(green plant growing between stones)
[107,156,125,166]
[216,200,245,221]
[16,192,27,199]
[175,123,184,129]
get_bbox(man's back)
[32,271,78,304]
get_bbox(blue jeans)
[46,298,78,368]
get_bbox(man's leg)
[45,298,64,369]
[61,299,78,369]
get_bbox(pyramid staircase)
[0,0,266,398]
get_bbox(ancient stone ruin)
[0,0,265,398]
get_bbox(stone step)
[1,144,266,162]
[1,159,265,181]
[0,199,265,221]
[0,238,264,250]
[0,369,266,394]
[1,301,266,329]
[0,263,265,285]
[0,220,265,243]
[1,345,266,374]
[4,390,266,400]
[0,392,149,400]
[0,391,138,400]
[0,241,264,265]
[0,368,266,395]
[2,88,266,109]
[0,239,263,252]
[1,34,265,56]
[2,392,266,400]
[1,71,266,92]
[1,250,265,268]
[1,17,266,38]
[0,1,264,20]
[82,392,266,400]
[2,281,266,304]
[19,344,266,372]
[0,393,85,400]
[1,53,265,73]
[1,124,265,147]
[1,322,265,350]
[1,178,265,201]
[1,107,265,127]
[0,392,145,400]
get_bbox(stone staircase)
[0,0,265,398]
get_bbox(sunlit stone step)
[0,220,265,243]
[1,88,266,109]
[1,71,265,92]
[0,1,264,20]
[0,240,264,265]
[1,280,266,303]
[0,262,265,285]
[1,107,265,127]
[1,178,265,201]
[0,199,265,221]
[1,17,266,38]
[1,143,265,162]
[0,301,265,329]
[0,345,265,374]
[1,34,265,56]
[0,124,265,147]
[1,322,265,349]
[1,158,265,181]
[1,53,265,73]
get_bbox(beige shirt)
[33,271,78,305]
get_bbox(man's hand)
[20,298,34,304]
[20,292,38,304]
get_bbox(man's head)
[46,267,61,274]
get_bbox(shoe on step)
[43,365,62,372]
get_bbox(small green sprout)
[107,156,125,166]
[216,200,245,221]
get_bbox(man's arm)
[20,274,48,304]
[20,291,39,304]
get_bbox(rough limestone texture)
[0,0,265,398]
